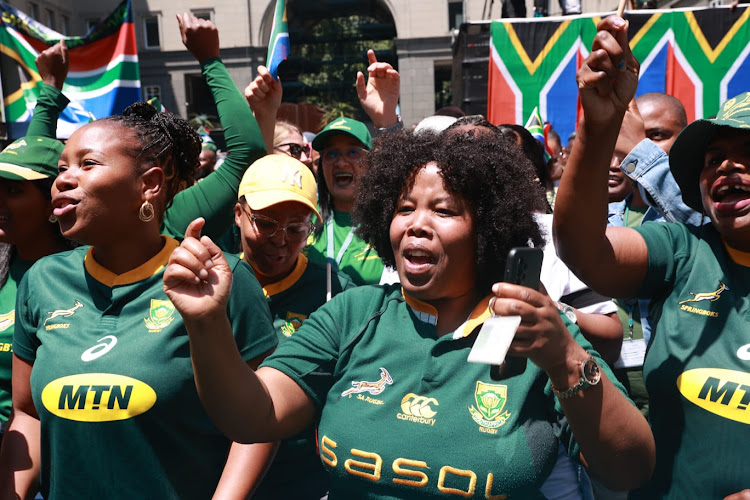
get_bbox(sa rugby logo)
[678,281,727,318]
[144,299,176,332]
[469,381,511,432]
[341,367,393,397]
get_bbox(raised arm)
[356,49,400,129]
[162,14,266,241]
[26,41,70,138]
[244,65,282,153]
[553,16,648,299]
[164,219,315,443]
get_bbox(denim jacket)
[607,139,708,344]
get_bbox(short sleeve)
[226,257,278,362]
[12,271,41,362]
[634,221,695,299]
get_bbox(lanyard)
[326,217,355,266]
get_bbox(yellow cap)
[238,155,321,220]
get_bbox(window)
[192,10,212,21]
[46,9,55,30]
[144,85,161,101]
[28,2,40,20]
[143,15,160,49]
[448,1,464,31]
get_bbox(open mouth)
[52,196,78,217]
[711,181,750,213]
[333,171,354,187]
[403,247,436,272]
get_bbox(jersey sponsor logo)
[144,299,176,332]
[281,312,307,337]
[320,434,509,498]
[81,335,118,362]
[398,393,438,426]
[41,373,157,422]
[469,381,511,433]
[737,343,750,361]
[678,281,728,310]
[677,368,750,424]
[44,300,84,325]
[0,310,14,331]
[341,367,393,397]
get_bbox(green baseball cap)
[312,117,372,151]
[0,136,63,181]
[670,92,750,212]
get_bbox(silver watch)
[557,301,578,324]
[552,356,601,399]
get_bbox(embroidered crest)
[281,312,307,337]
[469,381,511,430]
[144,299,176,332]
[341,367,393,397]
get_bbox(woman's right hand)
[35,40,68,90]
[576,16,639,131]
[177,12,220,64]
[164,218,233,321]
[244,65,282,118]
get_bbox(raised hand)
[576,16,639,131]
[244,65,282,119]
[36,40,68,90]
[356,49,400,128]
[163,218,233,321]
[177,12,220,64]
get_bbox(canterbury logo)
[341,367,393,397]
[44,301,84,325]
[400,393,438,418]
[678,282,729,304]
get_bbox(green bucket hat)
[670,92,750,212]
[0,136,63,181]
[312,117,372,151]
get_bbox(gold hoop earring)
[48,214,58,223]
[139,201,155,222]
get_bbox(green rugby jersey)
[305,210,384,286]
[632,222,750,499]
[0,254,33,421]
[14,237,277,499]
[262,285,625,499]
[248,253,355,499]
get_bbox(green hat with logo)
[0,136,63,180]
[670,92,750,212]
[312,117,372,151]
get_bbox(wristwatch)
[552,356,601,399]
[377,116,403,134]
[556,301,578,324]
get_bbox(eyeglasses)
[321,147,367,165]
[275,142,312,161]
[243,206,313,241]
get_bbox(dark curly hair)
[102,102,200,210]
[355,130,545,293]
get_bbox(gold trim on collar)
[84,236,179,287]
[453,294,494,339]
[261,254,308,298]
[723,239,750,267]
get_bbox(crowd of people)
[0,10,747,500]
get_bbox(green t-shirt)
[14,238,277,499]
[262,285,627,499]
[305,211,384,286]
[0,254,33,421]
[632,222,750,499]
[249,253,355,499]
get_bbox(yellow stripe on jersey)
[259,254,309,298]
[84,236,180,287]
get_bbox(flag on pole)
[265,0,289,79]
[0,0,140,138]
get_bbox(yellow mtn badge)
[0,310,15,331]
[144,299,176,332]
[469,381,511,432]
[281,312,307,337]
[41,373,157,422]
[678,368,750,425]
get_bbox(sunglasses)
[275,142,312,161]
[320,147,367,165]
[243,206,313,242]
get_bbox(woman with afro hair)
[164,129,654,499]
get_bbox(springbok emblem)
[341,367,393,397]
[678,282,729,305]
[44,301,84,324]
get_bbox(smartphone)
[490,246,544,380]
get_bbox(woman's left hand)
[490,282,581,375]
[356,49,400,128]
[164,218,233,321]
[177,12,220,63]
